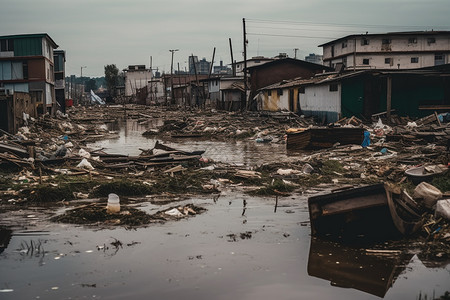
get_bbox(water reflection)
[88,119,296,166]
[307,237,413,298]
[0,228,12,255]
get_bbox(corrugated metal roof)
[258,65,450,91]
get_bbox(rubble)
[0,105,449,261]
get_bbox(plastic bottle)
[107,193,120,213]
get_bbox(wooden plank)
[321,194,387,216]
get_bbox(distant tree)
[85,78,97,92]
[104,64,119,97]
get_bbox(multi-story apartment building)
[319,31,450,70]
[0,33,59,113]
[304,53,323,65]
[53,49,66,113]
[188,56,211,75]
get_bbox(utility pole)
[149,56,153,102]
[229,38,235,77]
[191,54,201,107]
[208,47,215,78]
[169,49,179,105]
[294,48,299,59]
[242,18,247,111]
[80,66,87,105]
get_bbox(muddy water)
[87,119,296,166]
[1,119,449,299]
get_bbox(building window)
[268,90,272,97]
[362,58,370,65]
[0,39,14,52]
[385,58,392,64]
[361,38,369,46]
[408,37,417,44]
[329,84,338,92]
[435,54,445,66]
[277,89,283,96]
[382,39,391,45]
[411,57,419,63]
[23,62,28,79]
[342,41,347,48]
[427,37,436,44]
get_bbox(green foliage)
[85,78,97,92]
[92,180,153,197]
[104,64,119,97]
[21,184,76,202]
[320,160,345,175]
[431,171,450,192]
[249,179,295,196]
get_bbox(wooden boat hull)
[308,183,424,238]
[286,127,364,150]
[308,184,394,238]
[385,186,423,236]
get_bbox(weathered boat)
[308,184,393,238]
[384,185,424,236]
[286,127,365,150]
[308,183,425,238]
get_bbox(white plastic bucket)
[107,193,120,213]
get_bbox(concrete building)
[234,56,274,76]
[53,50,66,113]
[123,65,152,98]
[258,65,450,122]
[213,60,231,75]
[0,33,59,114]
[305,53,323,65]
[319,31,450,70]
[188,56,211,75]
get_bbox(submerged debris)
[51,203,206,227]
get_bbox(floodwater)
[87,119,296,166]
[1,119,449,299]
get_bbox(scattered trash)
[76,158,94,170]
[435,199,450,221]
[106,193,120,213]
[414,182,443,209]
[361,131,370,147]
[165,208,183,217]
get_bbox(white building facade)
[320,31,450,70]
[124,65,152,97]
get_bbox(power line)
[247,25,363,34]
[246,18,449,30]
[247,33,335,39]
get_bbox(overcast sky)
[2,0,449,77]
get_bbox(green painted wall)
[391,76,446,118]
[14,37,42,56]
[341,74,448,119]
[341,77,365,118]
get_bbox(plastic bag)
[414,182,442,208]
[76,158,94,170]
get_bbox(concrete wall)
[323,33,450,69]
[302,84,341,123]
[125,70,152,97]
